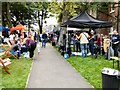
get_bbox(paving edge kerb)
[25,59,34,88]
[53,46,95,88]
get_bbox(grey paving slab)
[27,43,93,88]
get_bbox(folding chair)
[0,58,12,74]
[1,41,18,60]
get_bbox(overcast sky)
[31,16,58,30]
[44,17,58,26]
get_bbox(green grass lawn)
[0,57,33,88]
[67,55,120,88]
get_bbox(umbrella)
[10,24,24,34]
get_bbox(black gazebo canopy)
[61,11,112,28]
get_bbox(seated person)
[20,38,28,54]
[7,40,20,58]
[11,41,19,54]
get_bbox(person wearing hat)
[111,30,120,57]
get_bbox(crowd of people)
[0,31,51,59]
[0,28,119,60]
[44,28,120,59]
[69,29,120,59]
[3,32,37,59]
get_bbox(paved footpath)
[27,43,93,88]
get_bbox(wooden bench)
[0,58,12,74]
[110,57,120,69]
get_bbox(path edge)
[53,45,95,88]
[25,59,34,88]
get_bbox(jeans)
[42,39,47,48]
[17,51,21,58]
[90,42,94,55]
[76,42,81,52]
[80,44,88,58]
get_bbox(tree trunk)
[117,1,120,34]
[7,2,12,28]
[40,25,42,34]
[38,11,41,34]
[62,2,69,34]
[38,10,43,34]
[40,10,43,34]
[0,2,1,25]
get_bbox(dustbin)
[102,68,120,90]
[52,41,55,46]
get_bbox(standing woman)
[76,31,90,58]
[26,36,36,59]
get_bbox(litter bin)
[102,68,120,90]
[52,41,55,46]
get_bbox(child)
[37,42,40,54]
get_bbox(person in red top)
[96,34,103,54]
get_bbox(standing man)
[42,32,47,48]
[77,31,90,58]
[89,30,97,55]
[111,30,120,57]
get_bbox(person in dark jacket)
[89,30,97,55]
[42,32,47,48]
[111,30,120,57]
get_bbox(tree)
[118,1,120,34]
[2,2,12,28]
[2,2,50,34]
[49,2,78,23]
[10,2,35,26]
[2,2,36,28]
[49,2,102,24]
[26,2,50,34]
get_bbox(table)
[110,57,120,68]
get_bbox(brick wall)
[96,11,110,35]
